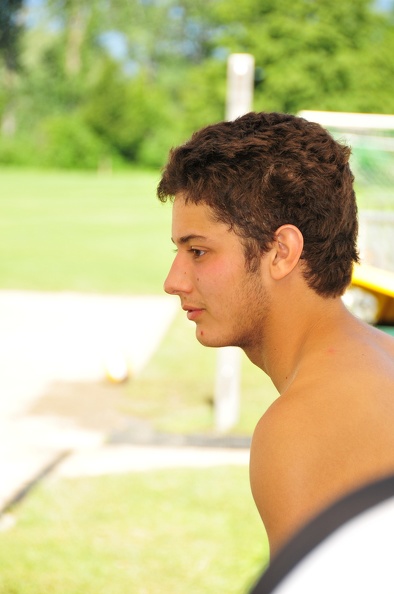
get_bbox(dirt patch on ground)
[28,378,252,449]
[28,379,140,435]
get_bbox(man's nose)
[163,257,192,295]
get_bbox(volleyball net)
[299,110,394,210]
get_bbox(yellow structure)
[351,264,394,324]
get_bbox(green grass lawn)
[0,467,269,594]
[0,167,173,294]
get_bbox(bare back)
[250,317,394,557]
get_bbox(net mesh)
[300,111,394,272]
[299,110,394,210]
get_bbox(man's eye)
[190,248,206,258]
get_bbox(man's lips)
[182,305,204,321]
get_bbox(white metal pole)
[226,53,255,121]
[214,53,255,433]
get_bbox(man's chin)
[195,328,231,348]
[196,327,213,346]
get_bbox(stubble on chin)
[192,271,270,351]
[233,278,271,351]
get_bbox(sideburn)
[242,238,265,273]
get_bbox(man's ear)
[269,225,304,281]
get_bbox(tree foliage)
[0,0,24,136]
[0,0,24,71]
[0,0,394,169]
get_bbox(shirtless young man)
[156,112,394,558]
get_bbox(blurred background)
[1,0,394,170]
[1,1,394,593]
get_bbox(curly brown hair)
[157,111,359,297]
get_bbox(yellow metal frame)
[351,264,394,324]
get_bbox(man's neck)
[245,291,350,394]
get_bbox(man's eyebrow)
[171,234,208,244]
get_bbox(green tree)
[82,59,162,162]
[213,0,394,114]
[0,0,24,136]
[2,0,394,169]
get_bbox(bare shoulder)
[351,319,394,363]
[249,319,394,556]
[250,395,325,556]
[249,371,394,556]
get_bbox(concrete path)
[56,444,250,478]
[0,291,249,513]
[0,291,175,510]
[0,290,179,415]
